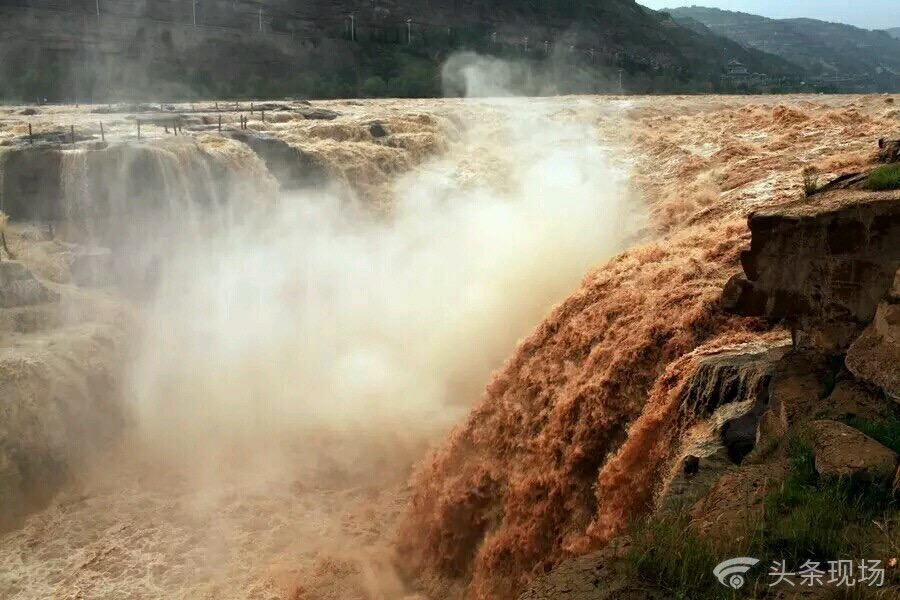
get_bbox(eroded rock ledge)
[722,188,900,353]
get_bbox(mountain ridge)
[665,5,900,91]
[0,0,800,99]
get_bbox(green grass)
[627,513,731,599]
[847,417,900,454]
[627,434,897,598]
[866,165,900,191]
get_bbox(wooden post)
[137,120,141,140]
[261,109,265,123]
[99,121,105,142]
[28,123,33,144]
[215,101,219,112]
[172,120,177,136]
[70,125,75,147]
[218,115,222,131]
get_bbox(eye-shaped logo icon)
[713,557,761,589]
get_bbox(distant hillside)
[0,0,800,101]
[887,27,900,40]
[666,6,900,91]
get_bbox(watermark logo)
[714,557,761,589]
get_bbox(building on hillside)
[726,59,749,76]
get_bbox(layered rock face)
[523,164,900,599]
[847,269,900,400]
[723,188,900,352]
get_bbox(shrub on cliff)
[866,165,900,191]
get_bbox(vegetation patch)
[802,166,821,196]
[847,417,900,454]
[627,435,898,598]
[865,165,900,191]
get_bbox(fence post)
[28,124,33,144]
[99,121,105,142]
[137,120,141,140]
[70,125,75,147]
[218,115,222,131]
[261,109,265,123]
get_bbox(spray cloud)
[123,62,641,481]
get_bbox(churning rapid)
[2,62,895,598]
[0,68,641,598]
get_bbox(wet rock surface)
[297,106,341,120]
[0,146,63,221]
[878,136,900,163]
[660,341,790,510]
[225,130,328,189]
[69,248,114,288]
[0,261,58,308]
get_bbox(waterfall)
[57,138,277,290]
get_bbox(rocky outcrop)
[819,378,895,422]
[878,137,900,163]
[807,419,898,483]
[846,268,900,401]
[0,146,64,222]
[722,188,900,352]
[225,131,328,189]
[0,261,58,308]
[519,539,665,600]
[660,341,789,510]
[690,462,786,539]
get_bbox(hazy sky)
[637,1,900,30]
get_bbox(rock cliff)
[723,187,900,352]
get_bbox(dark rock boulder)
[297,106,340,120]
[369,121,389,138]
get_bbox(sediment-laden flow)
[397,94,900,599]
[0,93,895,600]
[0,96,638,599]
